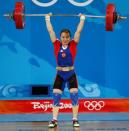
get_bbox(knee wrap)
[53,93,61,106]
[70,92,78,106]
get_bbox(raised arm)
[45,14,57,43]
[74,14,86,44]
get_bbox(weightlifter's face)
[60,32,70,46]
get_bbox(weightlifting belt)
[56,66,74,71]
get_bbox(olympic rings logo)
[84,100,105,110]
[32,0,94,7]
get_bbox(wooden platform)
[0,121,129,131]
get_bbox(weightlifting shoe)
[48,119,58,128]
[73,119,80,127]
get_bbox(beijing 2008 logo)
[84,100,105,110]
[32,0,94,7]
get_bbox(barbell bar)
[4,13,106,18]
[4,2,127,31]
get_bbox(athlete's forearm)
[45,19,54,33]
[74,15,86,43]
[76,18,85,33]
[45,14,56,43]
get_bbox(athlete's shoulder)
[70,39,78,44]
[69,39,78,46]
[53,39,61,51]
[53,39,61,45]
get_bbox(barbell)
[4,2,127,31]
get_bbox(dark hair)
[60,29,71,37]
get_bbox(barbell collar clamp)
[117,15,127,20]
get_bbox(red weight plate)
[106,4,115,31]
[13,2,25,29]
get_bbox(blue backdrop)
[0,0,129,99]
